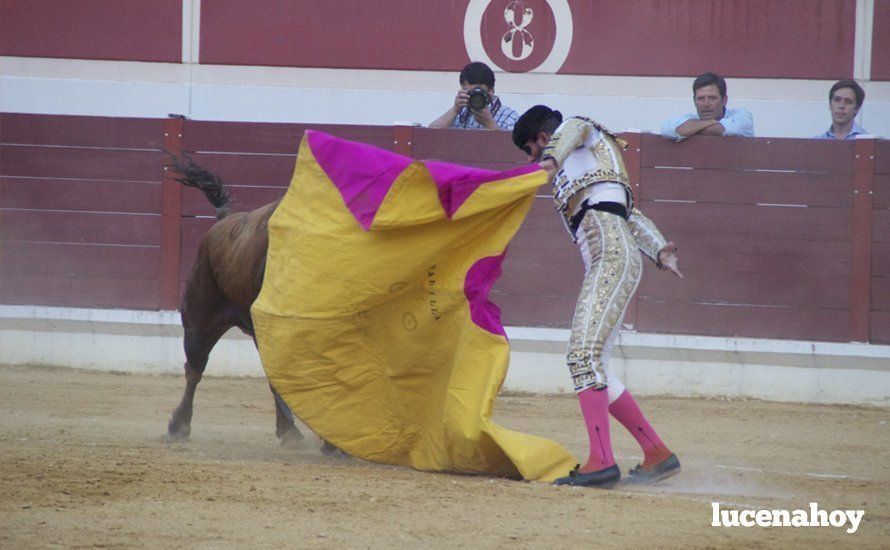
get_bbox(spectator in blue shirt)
[429,62,519,131]
[815,79,868,140]
[661,72,754,141]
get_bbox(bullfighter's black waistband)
[569,201,629,236]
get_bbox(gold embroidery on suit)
[567,209,642,392]
[545,117,633,229]
[627,208,668,263]
[543,116,669,393]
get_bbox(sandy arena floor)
[1,364,888,548]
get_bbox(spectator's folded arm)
[720,108,754,137]
[660,113,694,141]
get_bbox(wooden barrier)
[1,114,165,309]
[873,140,890,343]
[1,113,887,343]
[636,134,857,342]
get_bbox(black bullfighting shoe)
[554,464,621,488]
[627,453,681,484]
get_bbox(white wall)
[2,306,889,406]
[2,56,888,139]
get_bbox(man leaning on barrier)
[661,72,754,141]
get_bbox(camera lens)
[467,87,489,111]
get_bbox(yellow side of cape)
[251,135,577,481]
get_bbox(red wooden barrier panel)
[2,178,161,213]
[871,141,890,343]
[641,134,856,172]
[2,113,886,344]
[0,114,165,309]
[182,121,395,154]
[410,127,527,171]
[635,134,858,342]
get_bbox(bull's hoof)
[277,426,305,447]
[165,422,190,443]
[320,440,350,459]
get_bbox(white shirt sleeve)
[720,108,754,137]
[660,113,696,141]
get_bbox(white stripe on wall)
[2,56,889,138]
[855,0,875,80]
[181,0,201,64]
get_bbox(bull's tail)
[165,151,232,219]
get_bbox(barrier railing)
[1,113,887,344]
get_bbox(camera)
[466,87,490,111]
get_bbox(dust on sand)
[2,365,888,548]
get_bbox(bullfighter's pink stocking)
[609,389,672,467]
[577,388,616,473]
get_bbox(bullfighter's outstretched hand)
[657,241,683,278]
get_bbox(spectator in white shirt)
[661,72,754,141]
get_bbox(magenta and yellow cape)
[251,131,577,481]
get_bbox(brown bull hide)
[164,154,303,445]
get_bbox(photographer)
[429,62,519,131]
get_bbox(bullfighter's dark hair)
[512,105,563,152]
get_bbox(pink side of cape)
[307,130,538,227]
[463,253,509,338]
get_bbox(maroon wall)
[0,0,181,62]
[561,0,855,78]
[200,1,469,71]
[1,113,887,344]
[200,0,855,78]
[2,0,859,79]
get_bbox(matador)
[512,106,683,487]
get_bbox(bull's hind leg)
[166,323,230,442]
[272,390,345,456]
[271,386,304,445]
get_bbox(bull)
[164,154,338,454]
